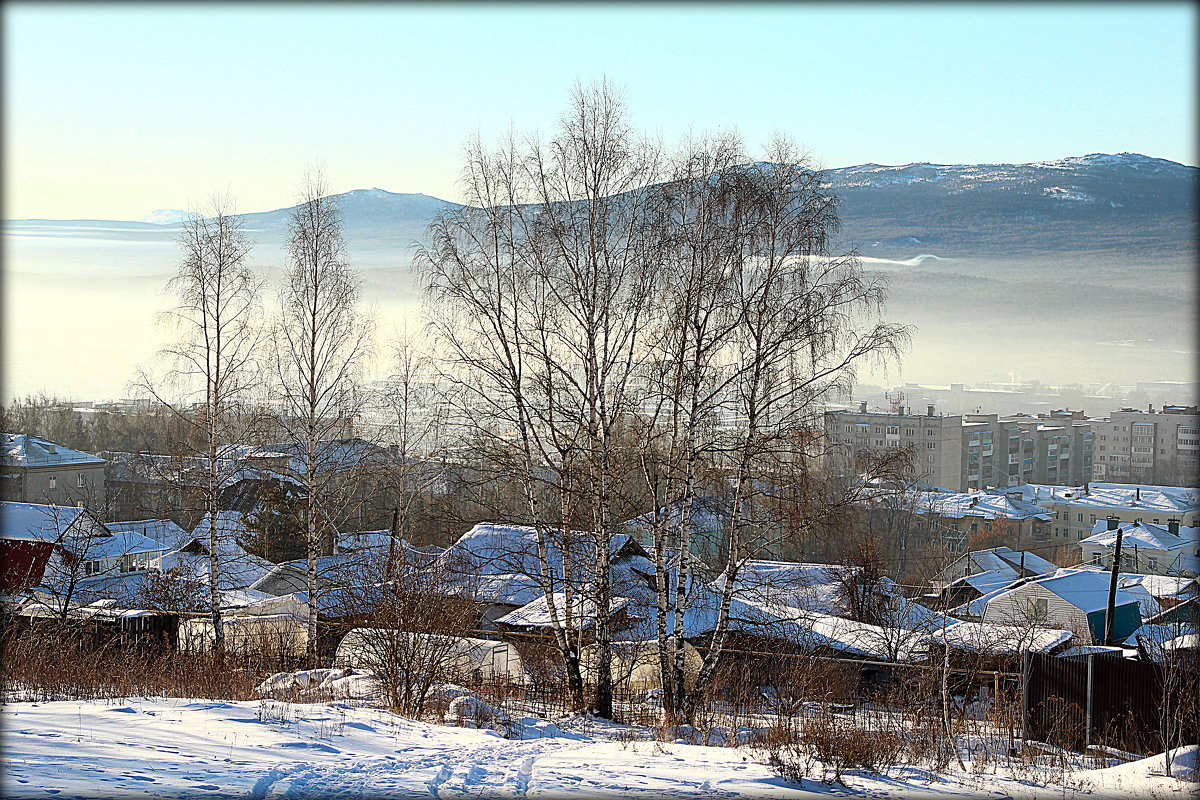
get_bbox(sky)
[3,2,1196,220]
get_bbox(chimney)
[1083,482,1089,494]
[927,404,935,417]
[860,401,868,413]
[1106,516,1120,531]
[1135,487,1141,502]
[1167,518,1180,535]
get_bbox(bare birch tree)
[273,170,373,664]
[140,197,262,653]
[649,136,911,722]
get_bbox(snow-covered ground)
[4,693,1196,799]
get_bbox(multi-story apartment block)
[824,404,964,489]
[1,434,107,509]
[824,406,1093,492]
[1090,405,1200,487]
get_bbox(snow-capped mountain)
[138,209,189,225]
[20,152,1196,261]
[821,152,1195,257]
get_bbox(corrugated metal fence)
[1023,650,1195,755]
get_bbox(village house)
[967,568,1143,645]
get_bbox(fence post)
[1084,654,1094,749]
[1021,649,1031,743]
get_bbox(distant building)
[1079,518,1198,577]
[824,404,964,490]
[1090,405,1200,486]
[1,434,106,508]
[823,406,1093,492]
[1001,481,1200,544]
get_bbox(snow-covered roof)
[104,519,190,549]
[717,560,900,617]
[165,513,275,591]
[495,593,632,630]
[981,568,1141,615]
[1007,483,1200,514]
[0,501,89,542]
[77,527,168,561]
[955,569,1021,595]
[1,434,105,468]
[966,546,1059,576]
[908,490,1052,521]
[1081,520,1196,552]
[433,522,648,585]
[928,621,1072,655]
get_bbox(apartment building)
[962,411,1094,491]
[1000,482,1200,545]
[1090,405,1200,487]
[1,434,107,508]
[824,406,1093,492]
[824,404,964,489]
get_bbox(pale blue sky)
[4,2,1195,220]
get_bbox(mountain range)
[4,153,1195,400]
[125,152,1197,261]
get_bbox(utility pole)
[1103,516,1124,646]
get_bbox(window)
[1029,597,1048,619]
[926,442,937,449]
[927,429,936,436]
[48,476,56,490]
[77,473,86,488]
[1148,558,1158,570]
[1077,513,1084,522]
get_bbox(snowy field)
[3,693,1196,799]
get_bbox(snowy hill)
[822,153,1196,257]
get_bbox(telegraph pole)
[1103,516,1124,646]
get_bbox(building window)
[48,476,56,490]
[77,473,86,488]
[1077,513,1084,522]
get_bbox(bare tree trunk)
[141,196,262,656]
[274,169,372,667]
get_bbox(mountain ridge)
[8,153,1195,260]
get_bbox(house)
[973,568,1142,645]
[166,511,276,591]
[103,519,190,551]
[1,434,106,507]
[931,545,1060,606]
[0,502,99,592]
[429,522,657,632]
[1079,519,1198,577]
[904,489,1053,550]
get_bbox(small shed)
[178,613,308,659]
[333,628,528,684]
